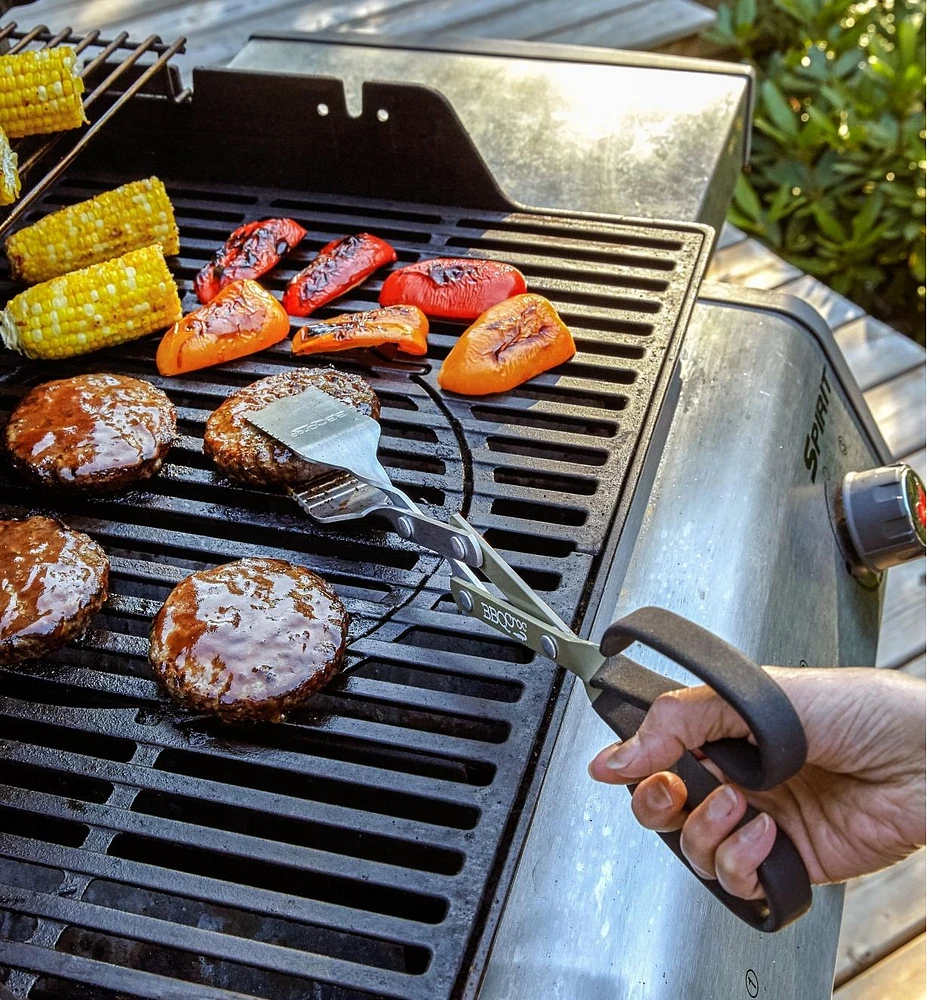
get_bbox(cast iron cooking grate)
[0,173,708,1000]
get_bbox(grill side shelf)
[0,177,707,1000]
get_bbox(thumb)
[589,685,752,784]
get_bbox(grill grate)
[0,171,708,1000]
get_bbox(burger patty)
[5,373,176,491]
[203,367,379,488]
[0,516,109,665]
[149,557,348,723]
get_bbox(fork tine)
[289,469,393,523]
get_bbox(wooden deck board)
[836,851,927,986]
[836,316,926,393]
[877,546,927,669]
[540,0,716,49]
[345,0,530,34]
[21,0,714,66]
[863,368,927,459]
[419,0,639,39]
[778,273,867,331]
[706,236,788,282]
[834,934,926,1000]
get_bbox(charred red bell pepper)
[378,257,527,321]
[282,233,397,317]
[438,293,575,395]
[195,218,307,304]
[156,279,291,376]
[291,304,428,357]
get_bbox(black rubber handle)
[589,608,812,933]
[599,607,807,790]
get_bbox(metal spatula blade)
[246,386,393,489]
[245,387,484,569]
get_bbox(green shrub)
[706,0,926,341]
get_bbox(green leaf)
[851,193,884,240]
[735,0,757,29]
[811,204,847,242]
[773,0,817,28]
[895,18,918,69]
[832,49,862,79]
[767,182,803,222]
[867,57,896,83]
[733,172,765,222]
[761,79,799,137]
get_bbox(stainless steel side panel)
[479,298,883,1000]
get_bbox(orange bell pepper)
[291,304,429,357]
[437,293,575,395]
[156,279,290,376]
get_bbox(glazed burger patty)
[204,368,380,488]
[5,373,176,491]
[149,557,348,723]
[0,516,109,666]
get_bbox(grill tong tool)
[248,387,812,933]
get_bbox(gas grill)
[0,26,717,1000]
[0,26,921,1000]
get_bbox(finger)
[628,773,688,833]
[589,687,752,782]
[678,785,747,880]
[714,813,776,900]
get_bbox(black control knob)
[842,465,926,573]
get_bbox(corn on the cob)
[0,46,87,139]
[0,244,182,360]
[0,126,19,205]
[6,176,180,283]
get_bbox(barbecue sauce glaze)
[5,373,176,490]
[149,557,348,723]
[0,516,109,664]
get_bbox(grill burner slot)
[154,748,481,827]
[0,166,706,999]
[0,807,88,849]
[84,877,430,974]
[106,836,449,924]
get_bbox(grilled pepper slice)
[283,233,397,317]
[195,218,306,304]
[438,293,575,395]
[292,304,428,357]
[156,279,290,376]
[379,257,526,321]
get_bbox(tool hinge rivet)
[450,535,468,560]
[541,635,558,659]
[396,516,414,539]
[458,591,474,613]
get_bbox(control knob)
[841,464,926,573]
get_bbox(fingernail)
[645,780,674,811]
[741,813,771,842]
[605,740,640,772]
[707,785,738,821]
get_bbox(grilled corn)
[6,176,180,283]
[0,46,87,139]
[0,126,19,205]
[0,244,182,360]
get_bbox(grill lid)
[0,67,709,1000]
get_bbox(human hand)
[588,667,926,901]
